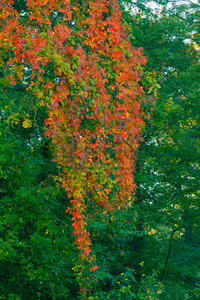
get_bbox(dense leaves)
[120,0,200,298]
[0,0,199,299]
[0,0,149,266]
[0,0,152,297]
[0,81,78,299]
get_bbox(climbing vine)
[0,0,149,293]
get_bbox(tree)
[120,0,200,298]
[0,68,78,298]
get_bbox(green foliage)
[120,0,200,298]
[0,0,200,299]
[0,74,78,299]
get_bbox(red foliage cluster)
[0,0,148,265]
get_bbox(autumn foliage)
[0,0,147,267]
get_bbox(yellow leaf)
[22,119,32,128]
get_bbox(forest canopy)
[0,0,199,299]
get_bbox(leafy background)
[0,0,200,299]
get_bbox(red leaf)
[90,266,98,272]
